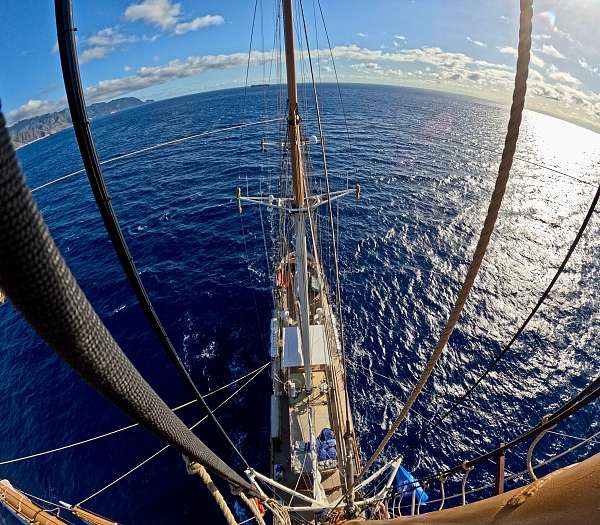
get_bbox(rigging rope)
[55,0,253,474]
[355,0,534,482]
[31,119,284,193]
[239,492,267,525]
[446,136,596,188]
[298,0,353,454]
[75,363,268,506]
[190,462,238,525]
[427,180,600,431]
[0,104,252,493]
[316,0,357,180]
[0,362,269,467]
[396,377,600,493]
[347,356,520,476]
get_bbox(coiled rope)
[356,0,534,482]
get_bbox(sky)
[1,0,599,131]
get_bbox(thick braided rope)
[357,0,533,480]
[239,492,266,525]
[0,107,252,493]
[191,463,238,525]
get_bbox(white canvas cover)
[282,325,329,368]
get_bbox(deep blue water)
[1,84,599,523]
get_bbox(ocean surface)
[1,84,599,523]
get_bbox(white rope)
[548,429,600,446]
[31,118,284,193]
[0,362,269,467]
[76,363,269,506]
[18,490,69,511]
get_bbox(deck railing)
[383,377,599,516]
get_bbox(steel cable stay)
[1,364,269,525]
[235,0,271,356]
[430,132,597,188]
[75,362,269,508]
[0,362,270,467]
[298,0,353,446]
[347,356,522,477]
[0,101,257,502]
[31,118,285,193]
[54,0,253,476]
[315,0,358,182]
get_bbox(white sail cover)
[282,325,329,368]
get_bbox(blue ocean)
[1,84,599,523]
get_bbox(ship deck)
[270,255,359,513]
[271,321,357,506]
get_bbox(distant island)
[8,97,153,149]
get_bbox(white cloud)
[80,46,113,64]
[546,64,581,86]
[124,65,132,72]
[9,44,600,133]
[351,62,381,71]
[7,99,65,124]
[332,44,600,128]
[531,54,546,69]
[394,35,406,40]
[79,26,160,64]
[87,27,138,47]
[124,0,224,38]
[497,46,545,68]
[547,70,581,85]
[578,57,598,75]
[497,46,517,56]
[356,32,368,38]
[539,44,566,59]
[330,45,510,73]
[466,36,487,48]
[78,27,141,63]
[175,15,224,35]
[124,0,181,29]
[83,50,270,103]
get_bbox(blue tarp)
[394,465,429,504]
[317,428,337,461]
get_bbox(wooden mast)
[281,0,313,392]
[282,0,305,209]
